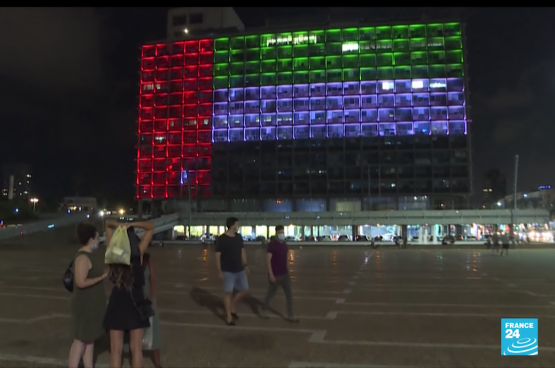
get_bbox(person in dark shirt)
[260,225,298,322]
[214,217,250,326]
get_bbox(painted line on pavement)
[0,292,67,300]
[0,353,109,368]
[334,299,555,309]
[288,361,414,368]
[158,308,555,320]
[307,330,555,351]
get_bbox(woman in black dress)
[103,219,154,368]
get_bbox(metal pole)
[512,155,519,243]
[183,165,193,239]
[367,166,371,211]
[378,164,381,199]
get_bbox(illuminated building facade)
[138,20,471,211]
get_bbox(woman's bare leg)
[109,330,125,368]
[151,349,163,368]
[82,343,94,368]
[129,328,144,368]
[68,339,85,368]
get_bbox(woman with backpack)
[103,220,154,368]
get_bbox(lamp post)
[511,154,519,244]
[30,198,39,212]
[366,166,371,211]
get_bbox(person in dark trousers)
[214,217,251,326]
[501,232,510,256]
[260,225,299,322]
[492,232,500,253]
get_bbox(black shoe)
[226,319,236,326]
[231,313,239,320]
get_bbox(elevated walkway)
[0,213,179,243]
[0,213,91,242]
[182,209,550,226]
[99,213,179,242]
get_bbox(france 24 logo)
[501,318,538,355]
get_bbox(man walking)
[260,225,299,322]
[500,232,510,256]
[214,217,250,326]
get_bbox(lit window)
[342,42,358,52]
[430,82,446,89]
[411,80,424,89]
[382,82,393,90]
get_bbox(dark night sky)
[0,7,554,205]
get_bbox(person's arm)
[240,238,248,268]
[132,220,155,255]
[148,261,156,299]
[266,252,274,278]
[74,255,106,289]
[214,237,222,273]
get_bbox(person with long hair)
[103,219,154,368]
[122,251,163,367]
[68,222,109,368]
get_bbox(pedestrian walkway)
[0,243,554,367]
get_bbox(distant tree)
[0,200,38,222]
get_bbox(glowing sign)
[266,34,317,47]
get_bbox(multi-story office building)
[482,168,507,208]
[1,163,33,201]
[137,8,471,212]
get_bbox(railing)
[0,213,91,241]
[99,213,179,242]
[180,209,550,226]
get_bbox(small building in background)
[61,197,97,213]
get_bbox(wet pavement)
[1,234,555,367]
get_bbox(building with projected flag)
[138,7,471,212]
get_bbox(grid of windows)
[211,136,470,197]
[137,22,469,200]
[138,40,214,199]
[211,23,466,142]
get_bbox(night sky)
[0,7,553,205]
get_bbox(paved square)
[1,229,555,367]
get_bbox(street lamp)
[30,198,39,212]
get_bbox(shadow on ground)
[189,286,272,321]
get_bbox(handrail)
[0,213,91,241]
[99,213,179,243]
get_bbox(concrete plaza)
[0,228,555,367]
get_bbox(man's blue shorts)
[222,270,249,293]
